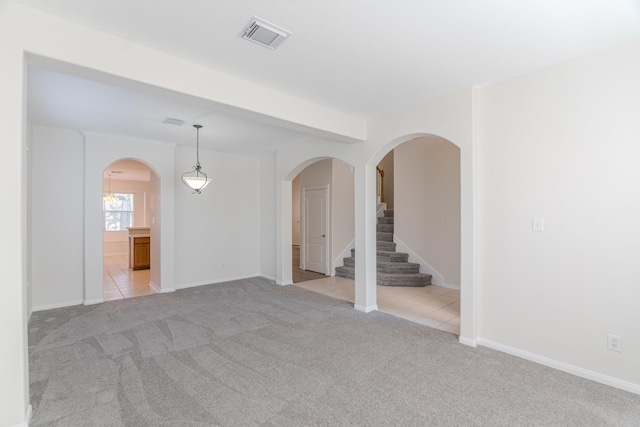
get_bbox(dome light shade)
[182,174,211,191]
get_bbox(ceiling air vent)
[161,117,185,126]
[240,16,291,49]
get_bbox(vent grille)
[240,17,291,49]
[161,117,185,126]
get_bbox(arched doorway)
[372,136,461,334]
[285,157,357,302]
[102,159,158,300]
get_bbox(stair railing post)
[376,166,385,204]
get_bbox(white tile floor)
[295,276,460,335]
[103,254,157,301]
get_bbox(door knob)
[322,234,325,238]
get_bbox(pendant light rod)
[195,124,202,167]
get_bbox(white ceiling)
[27,66,317,155]
[18,0,640,156]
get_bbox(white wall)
[149,170,162,289]
[26,122,33,317]
[30,125,85,310]
[174,147,262,288]
[298,158,332,189]
[395,136,461,286]
[260,153,277,281]
[291,175,301,246]
[0,5,29,424]
[331,159,355,268]
[477,39,640,389]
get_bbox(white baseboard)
[149,281,175,293]
[175,274,260,290]
[276,279,293,286]
[260,274,277,282]
[354,304,378,313]
[13,404,32,427]
[32,299,84,312]
[442,283,461,290]
[394,236,445,285]
[458,336,477,347]
[477,338,640,396]
[84,298,104,306]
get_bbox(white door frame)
[300,184,331,275]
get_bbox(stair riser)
[344,258,417,273]
[377,274,432,287]
[351,249,408,263]
[335,266,355,280]
[376,242,396,251]
[384,210,394,217]
[376,224,394,233]
[377,232,393,242]
[376,254,409,262]
[377,217,394,224]
[336,269,432,287]
[377,254,409,263]
[377,264,420,274]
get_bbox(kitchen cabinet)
[128,227,150,270]
[131,236,150,270]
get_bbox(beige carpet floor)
[29,277,640,426]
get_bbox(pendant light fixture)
[103,173,118,202]
[181,124,211,194]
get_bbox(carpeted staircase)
[335,210,432,286]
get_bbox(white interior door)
[302,187,328,274]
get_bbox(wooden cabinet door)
[133,237,150,270]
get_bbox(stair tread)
[345,255,410,260]
[339,209,431,287]
[377,261,420,267]
[337,267,430,277]
[377,272,431,278]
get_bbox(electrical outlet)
[607,334,622,352]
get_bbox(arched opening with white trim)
[278,156,356,296]
[102,159,158,301]
[366,130,474,343]
[84,134,176,304]
[369,135,462,333]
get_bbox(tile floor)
[294,276,460,335]
[103,254,157,301]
